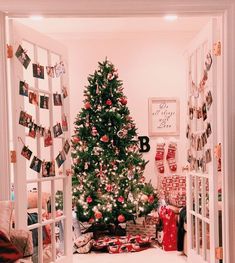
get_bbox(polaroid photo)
[46,66,55,78]
[63,139,70,154]
[32,63,44,79]
[15,45,31,69]
[54,61,65,78]
[62,114,68,132]
[206,90,213,111]
[29,91,38,106]
[30,156,42,173]
[53,123,63,138]
[53,93,62,106]
[19,81,29,97]
[39,127,45,137]
[62,86,68,98]
[21,145,32,160]
[42,161,53,177]
[28,124,37,138]
[56,151,66,168]
[50,161,55,176]
[19,111,32,127]
[206,122,212,138]
[44,129,53,147]
[202,103,207,121]
[205,149,212,163]
[40,95,49,109]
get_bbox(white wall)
[55,30,197,187]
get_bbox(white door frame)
[0,12,10,201]
[0,1,234,262]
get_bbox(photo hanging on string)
[53,123,63,138]
[42,161,55,177]
[30,156,42,173]
[32,63,44,79]
[62,114,68,132]
[56,151,66,168]
[63,139,70,154]
[46,66,55,78]
[19,111,32,127]
[44,129,53,147]
[40,95,49,109]
[53,93,62,106]
[29,91,38,106]
[62,86,68,98]
[21,145,32,160]
[15,45,31,69]
[19,81,29,97]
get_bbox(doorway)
[5,14,225,263]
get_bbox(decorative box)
[126,217,156,238]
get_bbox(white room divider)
[8,20,72,262]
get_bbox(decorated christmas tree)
[72,59,158,225]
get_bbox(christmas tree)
[72,59,158,225]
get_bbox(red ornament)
[95,211,103,219]
[120,97,127,105]
[106,184,112,192]
[86,196,93,203]
[89,218,95,224]
[85,102,91,109]
[118,214,125,223]
[100,135,109,142]
[148,195,155,204]
[106,99,112,106]
[72,136,80,143]
[118,196,124,203]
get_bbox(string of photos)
[19,110,68,146]
[19,136,70,176]
[15,44,70,175]
[15,44,66,78]
[19,80,68,109]
[186,51,213,172]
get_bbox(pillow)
[0,200,13,234]
[0,230,23,262]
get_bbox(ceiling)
[15,16,210,35]
[0,0,228,16]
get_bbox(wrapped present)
[126,217,156,238]
[159,206,177,251]
[168,190,186,207]
[145,211,159,225]
[160,175,186,207]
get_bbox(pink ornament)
[118,196,124,203]
[86,196,93,203]
[141,194,148,202]
[106,184,112,192]
[118,214,125,223]
[106,99,112,106]
[107,73,114,80]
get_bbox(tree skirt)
[74,233,155,254]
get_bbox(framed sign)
[148,97,180,136]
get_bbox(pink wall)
[58,30,196,186]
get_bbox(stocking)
[155,143,165,173]
[166,142,177,172]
